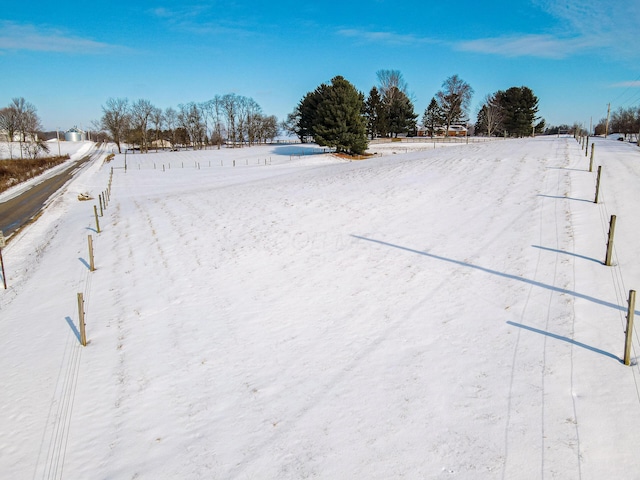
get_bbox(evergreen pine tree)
[312,76,368,155]
[386,87,418,137]
[422,97,444,137]
[497,86,539,137]
[296,85,327,142]
[365,87,385,140]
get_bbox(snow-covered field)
[2,136,640,479]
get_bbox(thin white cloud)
[453,0,640,61]
[148,5,255,37]
[337,28,440,46]
[532,0,640,59]
[610,81,640,88]
[0,21,122,54]
[455,34,593,59]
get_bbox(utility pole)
[605,103,611,137]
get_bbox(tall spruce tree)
[386,87,418,137]
[312,76,368,155]
[297,85,327,143]
[497,86,539,137]
[365,87,386,140]
[422,97,444,137]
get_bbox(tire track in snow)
[34,206,100,479]
[501,137,582,479]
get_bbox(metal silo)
[65,127,86,142]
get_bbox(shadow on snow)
[351,234,633,362]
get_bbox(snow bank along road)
[1,136,640,479]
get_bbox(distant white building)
[0,129,39,142]
[417,124,468,137]
[65,127,86,142]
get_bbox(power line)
[609,72,640,109]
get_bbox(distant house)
[416,124,467,137]
[150,139,172,149]
[447,125,467,137]
[0,129,39,142]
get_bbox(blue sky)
[1,0,639,132]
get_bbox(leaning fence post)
[605,215,616,266]
[94,205,101,233]
[624,290,636,366]
[585,136,589,156]
[594,166,602,203]
[77,292,87,346]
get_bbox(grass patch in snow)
[0,155,70,193]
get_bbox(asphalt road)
[0,144,104,240]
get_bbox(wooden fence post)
[0,232,6,289]
[585,136,589,156]
[605,215,616,266]
[624,290,636,366]
[594,165,602,203]
[77,292,87,346]
[94,205,101,233]
[88,235,95,272]
[589,144,595,172]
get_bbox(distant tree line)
[284,70,480,155]
[99,94,279,154]
[284,70,547,155]
[594,106,640,139]
[0,97,49,159]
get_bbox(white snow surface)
[2,137,640,479]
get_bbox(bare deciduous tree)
[151,106,164,152]
[477,93,504,137]
[8,98,41,159]
[377,69,409,106]
[130,99,155,152]
[244,97,262,146]
[164,107,178,148]
[178,103,206,149]
[222,94,238,146]
[101,98,130,153]
[0,106,19,159]
[436,74,474,137]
